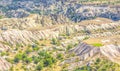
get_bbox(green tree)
[51,38,57,45]
[67,44,73,50]
[36,63,44,71]
[44,58,53,67]
[24,57,32,64]
[34,57,40,64]
[14,54,22,63]
[57,53,63,60]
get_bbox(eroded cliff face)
[63,42,120,70]
[0,15,120,51]
[0,14,120,70]
[0,15,120,46]
[101,45,120,64]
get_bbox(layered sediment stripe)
[0,57,11,71]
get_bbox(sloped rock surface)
[0,29,59,45]
[0,18,120,47]
[73,43,99,55]
[70,42,120,62]
[0,43,10,51]
[65,42,120,70]
[70,42,100,60]
[0,57,12,71]
[101,45,120,64]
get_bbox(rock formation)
[63,42,120,70]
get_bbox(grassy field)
[91,43,103,47]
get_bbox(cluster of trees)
[13,51,56,71]
[74,58,120,71]
[34,51,57,70]
[14,53,32,64]
[10,39,66,71]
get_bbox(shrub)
[38,51,56,67]
[34,57,40,64]
[1,52,7,56]
[51,38,60,45]
[67,44,73,50]
[14,54,23,63]
[36,63,44,71]
[57,53,63,60]
[25,48,32,54]
[32,44,40,51]
[24,57,32,64]
[44,58,53,67]
[83,36,89,40]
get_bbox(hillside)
[0,0,120,71]
[0,0,120,22]
[0,14,120,71]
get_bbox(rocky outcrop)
[63,42,120,70]
[70,42,100,60]
[101,45,120,64]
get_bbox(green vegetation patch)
[12,50,57,71]
[0,16,3,19]
[91,43,103,47]
[74,58,120,71]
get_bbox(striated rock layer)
[0,17,120,51]
[65,42,120,70]
[0,57,12,71]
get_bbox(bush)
[83,36,89,40]
[24,57,32,64]
[96,58,101,63]
[44,58,53,67]
[25,48,32,54]
[67,44,73,50]
[36,63,44,71]
[51,38,60,45]
[38,51,56,67]
[57,53,63,60]
[14,53,27,63]
[22,53,27,59]
[34,57,40,64]
[1,52,7,56]
[14,54,23,63]
[32,44,40,51]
